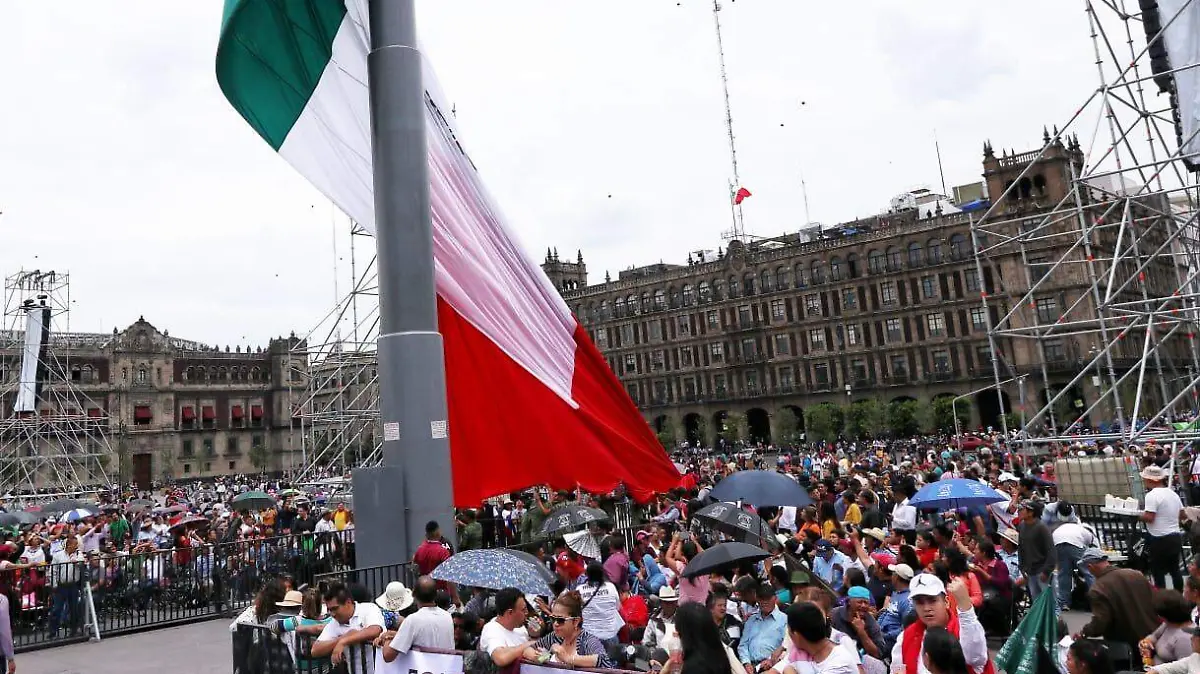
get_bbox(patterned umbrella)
[565,531,601,560]
[693,502,773,543]
[60,507,99,523]
[538,504,609,537]
[169,516,210,534]
[432,548,555,596]
[908,478,1006,511]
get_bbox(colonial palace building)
[545,133,1187,445]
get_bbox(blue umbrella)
[707,470,813,507]
[908,478,1007,511]
[431,548,556,596]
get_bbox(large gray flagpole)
[353,0,456,574]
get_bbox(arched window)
[614,296,625,317]
[219,367,228,381]
[627,294,638,315]
[82,365,93,383]
[776,266,791,289]
[949,233,968,259]
[867,249,885,274]
[653,289,665,310]
[927,238,943,263]
[251,367,261,381]
[682,284,695,305]
[742,272,755,295]
[726,275,739,297]
[698,281,711,302]
[137,367,147,384]
[794,263,806,287]
[1033,174,1047,197]
[829,257,842,282]
[641,292,651,312]
[886,246,902,270]
[759,269,772,292]
[586,303,595,322]
[668,286,679,308]
[713,278,725,300]
[209,367,218,381]
[600,300,609,319]
[908,241,923,267]
[846,253,860,279]
[810,260,826,284]
[241,367,249,381]
[1018,177,1033,200]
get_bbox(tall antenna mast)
[934,129,948,197]
[800,168,812,225]
[713,0,745,241]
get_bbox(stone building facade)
[0,317,308,487]
[549,133,1191,444]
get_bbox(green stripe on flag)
[216,0,347,150]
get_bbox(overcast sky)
[0,1,1110,346]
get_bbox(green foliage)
[931,396,972,433]
[887,400,923,437]
[844,399,886,439]
[722,412,748,443]
[804,403,843,442]
[249,440,271,472]
[774,410,802,446]
[692,416,709,446]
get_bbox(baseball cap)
[888,563,915,580]
[847,586,872,601]
[871,551,897,568]
[1079,548,1109,565]
[815,539,833,550]
[908,573,946,598]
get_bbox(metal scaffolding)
[0,271,112,494]
[289,225,384,481]
[973,0,1200,449]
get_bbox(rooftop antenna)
[713,0,745,242]
[800,167,812,225]
[935,129,948,197]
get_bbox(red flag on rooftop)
[734,187,752,205]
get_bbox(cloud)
[0,1,1107,345]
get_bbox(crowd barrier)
[233,625,641,674]
[10,529,353,652]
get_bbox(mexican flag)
[216,0,680,505]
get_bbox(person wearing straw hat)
[1141,464,1185,590]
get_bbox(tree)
[931,396,971,433]
[249,438,272,473]
[774,411,802,446]
[656,417,677,450]
[805,403,843,443]
[692,416,709,447]
[844,399,887,439]
[722,412,748,444]
[887,400,924,437]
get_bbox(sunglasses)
[550,616,577,625]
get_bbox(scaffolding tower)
[0,271,112,494]
[288,226,384,481]
[974,0,1200,450]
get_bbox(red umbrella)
[955,436,992,451]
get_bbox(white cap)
[887,563,915,580]
[908,573,946,598]
[998,472,1019,484]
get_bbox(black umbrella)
[126,499,154,513]
[0,511,38,527]
[693,502,773,543]
[707,470,813,508]
[41,498,93,515]
[538,504,609,537]
[681,542,770,579]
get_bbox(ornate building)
[0,317,308,487]
[549,133,1191,444]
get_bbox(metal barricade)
[12,529,353,653]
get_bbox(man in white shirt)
[890,482,918,545]
[480,587,537,667]
[1141,464,1185,590]
[1051,510,1095,612]
[382,576,453,661]
[312,583,385,674]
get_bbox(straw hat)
[277,590,304,608]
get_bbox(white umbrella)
[565,530,600,560]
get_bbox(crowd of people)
[228,435,1200,674]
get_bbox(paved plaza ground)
[19,619,229,674]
